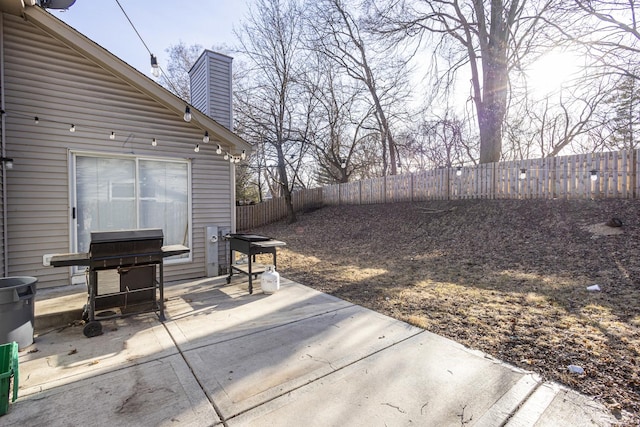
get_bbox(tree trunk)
[478,64,507,164]
[477,1,511,164]
[275,144,296,223]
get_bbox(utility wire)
[114,0,152,55]
[113,0,184,98]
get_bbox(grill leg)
[88,269,97,322]
[226,246,234,284]
[248,253,253,294]
[158,263,165,321]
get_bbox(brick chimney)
[188,50,233,130]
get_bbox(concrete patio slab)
[164,277,355,351]
[183,303,422,419]
[1,354,219,427]
[227,330,538,426]
[19,314,175,395]
[2,276,615,426]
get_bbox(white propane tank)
[260,265,280,294]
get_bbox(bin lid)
[0,276,37,289]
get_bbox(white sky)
[52,0,249,76]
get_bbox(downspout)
[0,14,7,276]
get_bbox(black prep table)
[225,234,286,294]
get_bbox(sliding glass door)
[73,153,190,261]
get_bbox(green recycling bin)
[0,341,18,416]
[0,277,37,350]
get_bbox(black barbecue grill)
[49,228,189,337]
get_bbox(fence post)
[446,167,451,201]
[384,176,387,204]
[490,162,495,200]
[410,173,414,202]
[552,156,556,199]
[631,149,640,199]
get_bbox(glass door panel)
[138,160,189,247]
[75,156,136,253]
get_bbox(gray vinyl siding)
[0,16,4,277]
[0,120,4,278]
[189,50,232,130]
[1,13,233,288]
[189,60,207,110]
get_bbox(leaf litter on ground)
[251,198,640,426]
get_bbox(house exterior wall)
[0,14,4,278]
[0,149,4,278]
[0,68,4,277]
[189,50,233,130]
[1,13,234,288]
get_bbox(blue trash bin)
[0,277,37,350]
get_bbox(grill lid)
[89,229,165,264]
[90,228,164,244]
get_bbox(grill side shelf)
[47,245,190,268]
[49,252,90,267]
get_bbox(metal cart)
[225,234,286,294]
[50,229,189,338]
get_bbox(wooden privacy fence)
[324,150,639,204]
[236,149,639,230]
[236,187,323,230]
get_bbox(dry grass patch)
[252,198,640,425]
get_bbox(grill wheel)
[83,320,103,338]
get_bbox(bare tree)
[397,111,477,170]
[307,0,412,176]
[510,1,640,155]
[160,42,234,101]
[369,0,564,164]
[302,49,377,184]
[570,0,640,81]
[235,0,309,223]
[159,42,203,101]
[503,66,617,158]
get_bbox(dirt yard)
[250,198,640,425]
